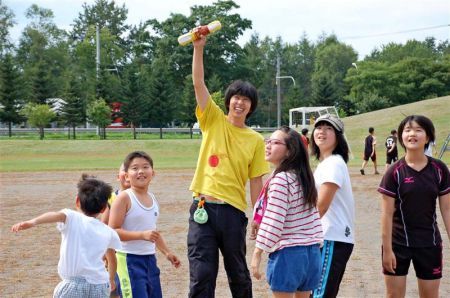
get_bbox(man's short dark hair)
[224,80,258,119]
[391,129,397,135]
[301,128,309,135]
[77,174,112,216]
[369,127,374,134]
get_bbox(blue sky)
[4,0,450,59]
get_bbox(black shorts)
[313,240,354,298]
[386,154,398,164]
[382,244,443,280]
[363,151,376,162]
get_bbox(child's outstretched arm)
[156,235,181,268]
[105,248,117,292]
[11,211,66,232]
[439,193,450,240]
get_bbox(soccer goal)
[289,106,339,130]
[289,106,354,159]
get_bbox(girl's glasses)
[264,138,286,146]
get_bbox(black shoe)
[360,169,365,175]
[375,171,380,175]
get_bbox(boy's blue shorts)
[116,252,162,298]
[267,244,321,292]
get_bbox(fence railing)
[0,127,276,139]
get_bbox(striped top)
[255,171,323,253]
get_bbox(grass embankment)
[0,96,448,172]
[343,95,450,166]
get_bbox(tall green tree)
[121,62,151,139]
[312,34,357,113]
[87,98,111,139]
[21,103,55,139]
[16,4,69,104]
[0,53,25,136]
[60,74,85,139]
[0,0,16,55]
[71,0,129,50]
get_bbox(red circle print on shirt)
[209,155,219,167]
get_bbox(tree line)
[1,0,449,139]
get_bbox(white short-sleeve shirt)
[314,155,355,244]
[57,209,121,284]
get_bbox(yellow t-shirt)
[189,98,270,211]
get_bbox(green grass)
[0,139,201,172]
[1,96,449,172]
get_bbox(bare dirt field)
[1,168,449,297]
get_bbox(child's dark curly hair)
[77,174,112,216]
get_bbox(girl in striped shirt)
[251,126,323,298]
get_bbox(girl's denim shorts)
[267,244,321,292]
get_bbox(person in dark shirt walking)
[360,127,379,175]
[385,129,398,171]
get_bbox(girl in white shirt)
[310,114,355,298]
[251,126,323,298]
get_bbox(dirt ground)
[1,168,449,297]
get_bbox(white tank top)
[118,188,159,255]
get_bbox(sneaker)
[360,169,365,175]
[375,171,380,175]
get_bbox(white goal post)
[289,106,339,130]
[289,106,354,159]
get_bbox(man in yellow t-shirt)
[187,33,269,297]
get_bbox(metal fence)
[0,127,275,139]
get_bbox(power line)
[341,24,450,40]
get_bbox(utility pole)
[275,56,296,127]
[96,25,100,80]
[276,57,281,127]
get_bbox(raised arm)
[11,211,66,232]
[192,35,210,111]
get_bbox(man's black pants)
[187,201,252,298]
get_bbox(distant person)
[310,114,355,298]
[360,127,379,175]
[188,32,269,297]
[301,127,310,150]
[385,129,398,171]
[379,115,450,298]
[109,151,181,298]
[251,126,323,298]
[11,174,121,298]
[101,163,131,225]
[424,140,437,157]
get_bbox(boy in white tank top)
[109,151,180,298]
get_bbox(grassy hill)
[343,95,450,166]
